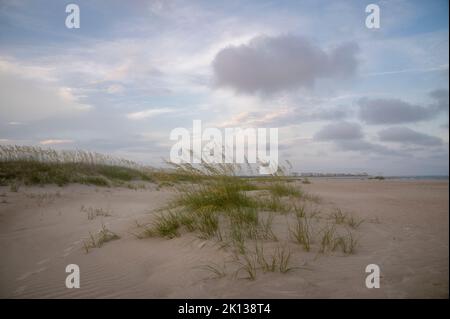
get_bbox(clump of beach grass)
[294,204,307,218]
[290,215,312,251]
[198,262,227,279]
[254,243,293,274]
[319,224,337,253]
[267,182,302,198]
[329,208,347,224]
[329,208,364,229]
[145,210,183,239]
[319,224,358,255]
[235,245,293,280]
[346,215,364,229]
[257,213,278,241]
[236,253,258,280]
[0,145,155,187]
[0,144,221,188]
[259,195,292,213]
[333,230,358,254]
[83,224,120,253]
[143,161,365,280]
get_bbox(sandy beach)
[0,178,447,299]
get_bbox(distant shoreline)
[305,176,449,181]
[243,175,449,181]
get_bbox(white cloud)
[106,84,125,94]
[0,56,57,82]
[39,139,74,145]
[0,64,91,122]
[126,108,174,120]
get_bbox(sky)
[0,0,448,176]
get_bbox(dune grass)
[290,215,312,251]
[346,215,365,229]
[141,161,361,280]
[143,161,362,271]
[319,223,358,255]
[83,224,120,253]
[329,208,347,224]
[2,145,366,278]
[266,182,302,198]
[0,160,155,187]
[199,263,227,279]
[333,230,358,254]
[177,179,258,214]
[329,208,364,229]
[234,244,294,280]
[0,145,214,187]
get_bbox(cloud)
[212,35,359,94]
[334,139,402,156]
[219,108,293,127]
[364,64,449,77]
[218,106,351,129]
[39,139,74,145]
[106,84,125,94]
[314,122,363,141]
[0,56,56,82]
[357,97,436,124]
[429,88,449,112]
[126,108,174,120]
[313,121,403,157]
[0,67,91,123]
[378,127,443,146]
[307,105,350,121]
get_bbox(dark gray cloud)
[335,140,402,157]
[305,105,351,122]
[378,127,443,146]
[358,97,434,124]
[429,89,449,112]
[314,122,363,141]
[314,122,403,157]
[358,89,449,125]
[212,35,359,94]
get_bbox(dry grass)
[1,145,367,279]
[0,144,212,187]
[83,224,120,253]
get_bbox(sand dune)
[0,179,448,298]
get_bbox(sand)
[0,179,448,298]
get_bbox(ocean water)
[385,176,449,181]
